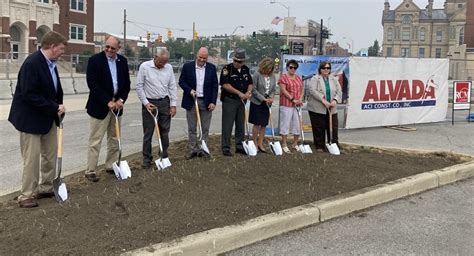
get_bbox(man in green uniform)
[219,48,254,156]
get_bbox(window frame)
[69,24,86,41]
[70,0,86,13]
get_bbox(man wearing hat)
[219,48,254,156]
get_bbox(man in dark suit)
[8,31,67,208]
[179,47,218,159]
[84,36,131,182]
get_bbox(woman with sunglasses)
[307,61,342,152]
[278,59,304,153]
[248,57,276,153]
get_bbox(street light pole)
[230,25,244,50]
[343,36,354,56]
[270,0,290,46]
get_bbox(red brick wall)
[55,0,95,55]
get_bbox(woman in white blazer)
[306,61,342,152]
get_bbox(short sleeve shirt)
[278,73,303,107]
[219,63,253,98]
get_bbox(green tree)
[138,46,151,60]
[368,40,380,56]
[123,45,135,57]
[238,30,283,65]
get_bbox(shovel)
[53,114,68,202]
[267,105,282,156]
[295,106,313,154]
[194,96,210,155]
[326,108,341,155]
[242,100,257,156]
[149,108,172,170]
[111,109,132,180]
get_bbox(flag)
[271,16,284,25]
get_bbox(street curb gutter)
[123,160,474,256]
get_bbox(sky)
[94,0,446,52]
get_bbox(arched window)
[402,15,412,25]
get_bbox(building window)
[435,48,442,58]
[458,4,463,8]
[420,28,426,41]
[386,47,392,57]
[70,0,85,12]
[387,28,393,41]
[419,48,425,58]
[401,48,410,57]
[402,15,412,25]
[459,27,464,45]
[70,24,85,41]
[436,29,443,42]
[402,29,411,41]
[37,0,49,3]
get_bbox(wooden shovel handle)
[57,127,63,158]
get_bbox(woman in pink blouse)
[278,59,304,153]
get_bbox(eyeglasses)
[288,66,297,70]
[105,45,117,51]
[321,67,331,70]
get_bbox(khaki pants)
[86,112,119,174]
[19,123,57,201]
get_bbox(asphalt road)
[226,178,474,256]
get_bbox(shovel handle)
[194,97,203,139]
[57,126,63,158]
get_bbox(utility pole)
[123,9,127,56]
[192,22,195,60]
[319,19,323,55]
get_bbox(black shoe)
[105,168,114,174]
[235,148,247,155]
[85,173,100,182]
[185,152,198,160]
[36,191,55,199]
[223,151,233,157]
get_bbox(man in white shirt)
[136,48,177,169]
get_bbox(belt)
[197,96,204,99]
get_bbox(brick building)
[0,0,94,59]
[382,0,472,79]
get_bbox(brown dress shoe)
[85,173,100,182]
[19,198,38,208]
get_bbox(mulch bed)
[0,136,466,255]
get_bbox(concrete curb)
[123,160,474,256]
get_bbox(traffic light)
[193,31,198,40]
[146,32,151,41]
[274,32,279,39]
[321,29,331,39]
[252,31,256,38]
[167,30,172,39]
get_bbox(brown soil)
[0,136,466,255]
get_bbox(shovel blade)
[326,143,341,155]
[269,141,283,156]
[53,178,68,202]
[155,157,172,171]
[201,140,210,154]
[303,145,313,154]
[112,161,132,180]
[246,141,258,156]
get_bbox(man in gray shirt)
[136,48,177,169]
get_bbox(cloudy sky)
[94,0,446,51]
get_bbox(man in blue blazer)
[84,36,131,182]
[179,47,218,159]
[8,31,68,208]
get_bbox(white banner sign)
[345,57,449,129]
